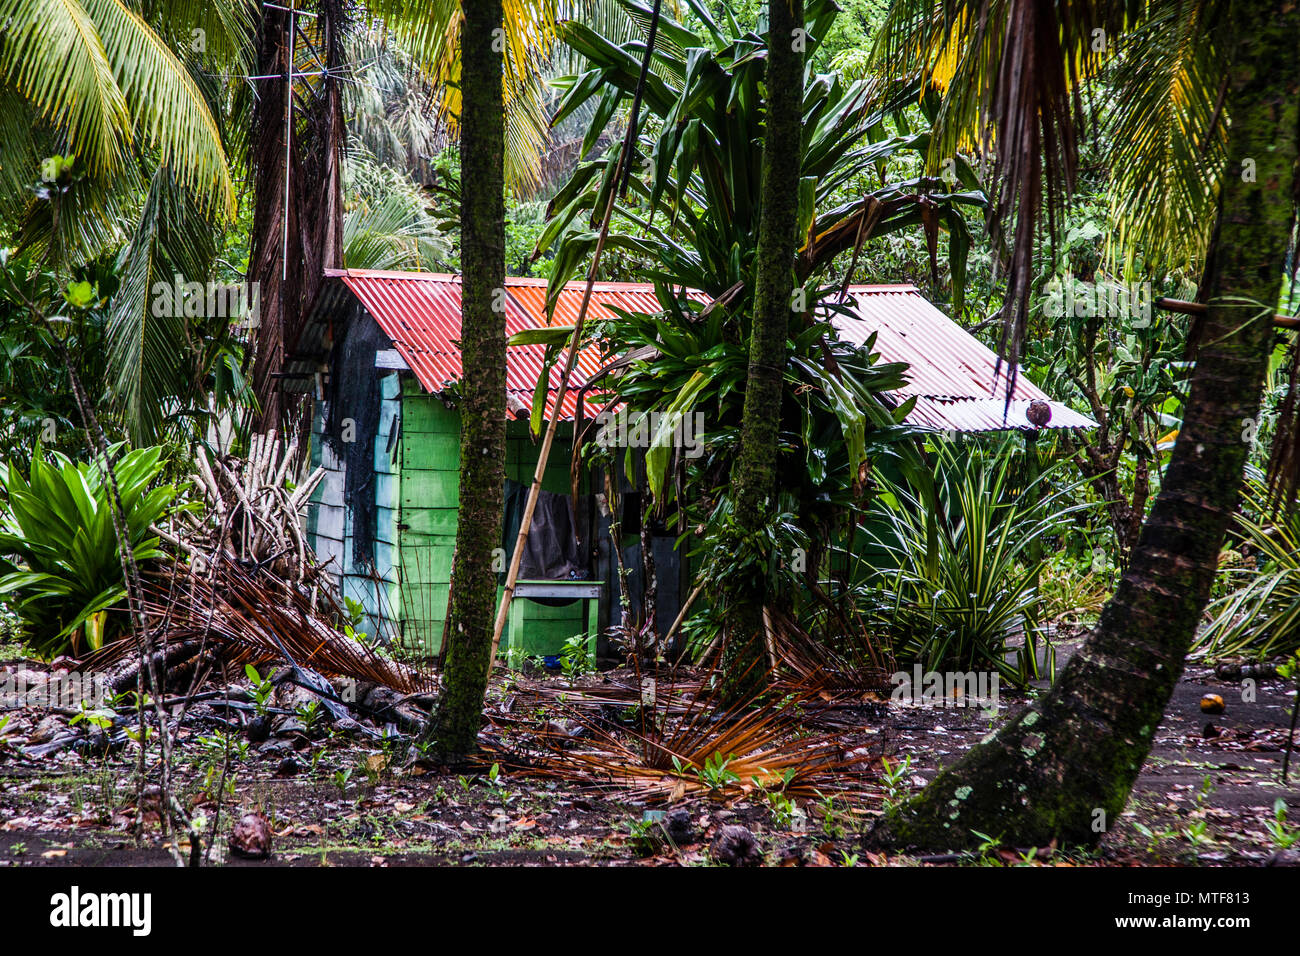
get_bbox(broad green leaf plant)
[0,443,184,658]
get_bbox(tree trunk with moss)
[869,0,1299,850]
[720,0,805,701]
[422,0,507,761]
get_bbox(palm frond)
[366,0,558,193]
[1106,0,1227,274]
[1200,476,1300,659]
[342,155,453,271]
[0,0,130,177]
[83,0,236,217]
[0,87,40,225]
[874,0,1134,397]
[106,166,219,444]
[12,164,133,259]
[141,0,258,70]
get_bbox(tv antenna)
[255,2,321,281]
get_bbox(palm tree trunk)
[720,0,805,700]
[869,0,1300,850]
[246,4,295,433]
[422,0,507,760]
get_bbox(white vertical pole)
[281,4,295,282]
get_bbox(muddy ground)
[1,643,1297,867]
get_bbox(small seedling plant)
[245,664,274,716]
[1266,798,1300,849]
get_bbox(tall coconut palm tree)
[418,0,508,762]
[1,0,257,445]
[866,0,1300,850]
[721,0,807,700]
[0,0,241,229]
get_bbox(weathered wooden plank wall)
[396,379,588,657]
[308,372,596,659]
[306,373,402,644]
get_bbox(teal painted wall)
[306,372,402,644]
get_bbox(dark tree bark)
[422,0,507,760]
[869,0,1300,850]
[247,0,346,434]
[720,0,805,700]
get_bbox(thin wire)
[282,4,295,282]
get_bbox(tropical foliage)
[1200,475,1300,660]
[0,0,1296,865]
[536,0,978,486]
[539,0,984,312]
[0,444,182,658]
[849,437,1098,684]
[0,0,242,229]
[531,0,965,656]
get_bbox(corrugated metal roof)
[834,285,1097,432]
[313,270,1093,433]
[326,270,693,421]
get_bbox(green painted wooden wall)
[396,378,589,658]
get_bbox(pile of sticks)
[161,431,326,588]
[88,433,433,713]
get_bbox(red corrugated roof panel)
[329,270,689,421]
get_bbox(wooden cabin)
[286,270,1093,661]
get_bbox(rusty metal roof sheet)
[314,271,1093,433]
[834,284,1096,432]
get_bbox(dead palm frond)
[507,673,705,716]
[767,608,894,702]
[874,1,1138,395]
[85,432,433,699]
[486,674,878,803]
[86,558,433,697]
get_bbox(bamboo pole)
[485,191,617,677]
[486,3,664,677]
[663,580,705,656]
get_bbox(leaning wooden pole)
[486,187,619,674]
[487,2,663,676]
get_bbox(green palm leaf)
[0,0,129,176]
[0,0,237,218]
[365,0,558,193]
[82,0,236,216]
[106,166,218,444]
[1106,0,1226,273]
